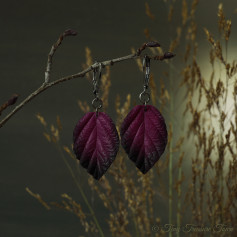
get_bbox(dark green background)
[0,0,236,236]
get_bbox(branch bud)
[146,41,161,47]
[63,29,77,37]
[164,52,176,59]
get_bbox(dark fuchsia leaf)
[73,112,119,180]
[120,105,167,174]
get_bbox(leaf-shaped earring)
[73,64,119,180]
[120,56,167,174]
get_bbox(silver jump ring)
[139,91,150,104]
[92,97,103,110]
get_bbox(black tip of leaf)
[146,41,161,47]
[63,29,77,37]
[164,52,176,59]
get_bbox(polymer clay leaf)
[120,105,167,174]
[73,112,119,180]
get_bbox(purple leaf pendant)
[120,105,167,174]
[73,112,119,180]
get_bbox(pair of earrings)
[73,56,167,180]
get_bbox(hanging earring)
[73,63,119,180]
[120,56,167,174]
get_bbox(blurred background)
[0,0,237,236]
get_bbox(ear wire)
[139,55,151,109]
[92,63,103,116]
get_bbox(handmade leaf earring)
[73,64,119,180]
[120,56,168,174]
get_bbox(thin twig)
[0,30,175,129]
[45,29,77,83]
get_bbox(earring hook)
[92,63,103,116]
[139,56,151,108]
[143,55,150,89]
[92,63,102,96]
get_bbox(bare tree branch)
[0,30,175,129]
[45,29,77,83]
